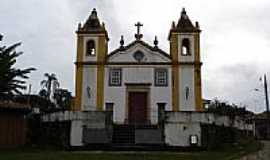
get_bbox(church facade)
[74,8,204,125]
[41,8,253,148]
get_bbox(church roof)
[175,8,200,32]
[107,40,171,60]
[168,8,200,40]
[77,8,109,40]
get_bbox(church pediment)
[107,40,171,63]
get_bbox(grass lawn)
[0,139,262,160]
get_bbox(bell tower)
[74,8,109,111]
[169,8,203,111]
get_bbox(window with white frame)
[155,68,168,86]
[109,68,122,86]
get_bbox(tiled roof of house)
[0,101,31,113]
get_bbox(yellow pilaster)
[170,33,180,111]
[74,35,84,111]
[96,36,107,111]
[194,33,203,111]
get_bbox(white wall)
[165,123,201,147]
[68,111,109,147]
[179,66,195,111]
[104,65,172,124]
[104,69,126,123]
[79,35,102,111]
[82,66,97,111]
[164,111,253,147]
[70,120,83,146]
[177,33,196,111]
[104,43,173,124]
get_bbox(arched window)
[86,40,95,56]
[181,38,190,56]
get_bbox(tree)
[53,88,72,110]
[206,99,253,119]
[0,36,36,99]
[38,89,48,99]
[40,73,59,100]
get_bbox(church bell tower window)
[86,40,96,56]
[181,38,190,56]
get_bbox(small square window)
[155,68,168,86]
[109,68,122,86]
[190,135,198,146]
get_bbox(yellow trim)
[96,65,104,111]
[96,36,107,111]
[194,33,203,111]
[74,36,84,111]
[194,33,200,62]
[170,33,179,111]
[172,65,179,111]
[170,33,179,63]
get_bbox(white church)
[74,8,203,125]
[43,8,252,148]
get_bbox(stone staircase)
[112,125,135,144]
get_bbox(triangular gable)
[107,40,171,63]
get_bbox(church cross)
[135,22,143,40]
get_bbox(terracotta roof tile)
[0,101,31,113]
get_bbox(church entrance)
[128,92,148,125]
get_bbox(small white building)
[74,8,204,125]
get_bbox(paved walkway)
[237,141,270,160]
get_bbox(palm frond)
[0,41,35,99]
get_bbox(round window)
[133,51,144,62]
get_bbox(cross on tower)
[135,22,143,40]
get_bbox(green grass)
[0,139,262,160]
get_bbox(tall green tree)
[0,36,36,99]
[40,73,59,100]
[53,88,72,110]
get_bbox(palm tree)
[40,73,59,100]
[0,37,36,99]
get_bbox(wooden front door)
[128,92,148,125]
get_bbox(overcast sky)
[1,0,270,113]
